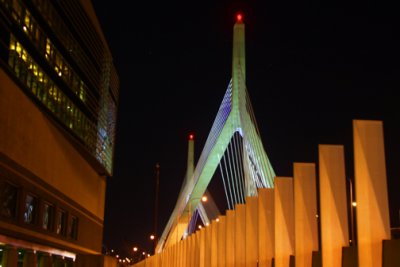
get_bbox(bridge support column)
[217,215,226,267]
[235,204,246,267]
[38,253,53,267]
[187,236,191,266]
[353,120,390,267]
[226,210,235,266]
[294,163,318,267]
[275,177,294,267]
[194,227,200,267]
[1,245,18,267]
[246,196,258,267]
[199,227,206,267]
[211,220,218,266]
[318,145,349,267]
[258,188,274,267]
[205,223,212,266]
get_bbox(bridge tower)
[156,14,275,253]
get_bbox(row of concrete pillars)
[1,245,73,267]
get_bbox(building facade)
[0,0,119,265]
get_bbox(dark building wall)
[0,0,119,261]
[0,68,105,253]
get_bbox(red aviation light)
[236,13,243,22]
[188,133,195,141]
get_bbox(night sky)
[92,1,399,259]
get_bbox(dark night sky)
[92,1,399,258]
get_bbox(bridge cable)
[226,139,239,206]
[228,135,240,205]
[235,131,246,200]
[222,151,234,209]
[219,155,232,210]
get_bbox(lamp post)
[348,178,357,245]
[153,163,160,254]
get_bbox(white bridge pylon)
[156,15,275,253]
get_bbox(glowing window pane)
[42,203,54,230]
[24,194,37,224]
[56,210,67,235]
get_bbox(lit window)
[42,203,54,230]
[56,210,67,235]
[24,194,37,224]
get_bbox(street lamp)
[153,163,160,254]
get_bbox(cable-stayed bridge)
[132,14,398,267]
[155,14,275,253]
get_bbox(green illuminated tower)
[156,14,275,252]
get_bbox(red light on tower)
[188,133,195,141]
[236,13,243,22]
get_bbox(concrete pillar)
[226,209,235,266]
[193,228,200,267]
[211,220,218,267]
[275,177,294,267]
[246,196,258,267]
[1,245,18,267]
[181,236,187,267]
[187,235,193,267]
[294,163,318,267]
[199,227,206,267]
[166,245,171,266]
[178,241,182,267]
[23,249,37,267]
[217,215,226,267]
[319,145,350,267]
[53,255,65,267]
[194,228,200,267]
[258,188,274,267]
[190,234,195,267]
[353,120,390,267]
[204,223,212,266]
[172,244,176,267]
[235,203,246,267]
[38,253,53,267]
